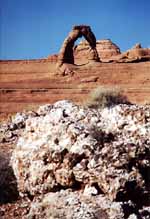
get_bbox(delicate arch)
[57,25,100,74]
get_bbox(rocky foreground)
[0,100,150,218]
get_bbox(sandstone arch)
[57,25,100,75]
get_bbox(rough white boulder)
[11,100,150,208]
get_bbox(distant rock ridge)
[48,39,150,64]
[116,43,150,62]
[74,39,121,63]
[47,54,58,62]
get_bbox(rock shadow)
[0,153,19,204]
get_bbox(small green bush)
[86,86,129,108]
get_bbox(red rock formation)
[47,54,58,62]
[0,35,150,119]
[47,40,150,64]
[74,40,150,63]
[57,25,100,74]
[96,39,121,60]
[74,39,121,63]
[109,43,150,63]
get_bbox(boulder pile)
[10,100,150,218]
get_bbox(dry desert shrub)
[86,86,129,108]
[23,104,39,112]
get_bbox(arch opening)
[57,25,100,74]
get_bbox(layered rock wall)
[74,40,150,63]
[74,39,121,63]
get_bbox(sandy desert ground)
[0,59,150,120]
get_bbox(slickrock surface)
[7,100,150,218]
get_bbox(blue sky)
[1,0,150,60]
